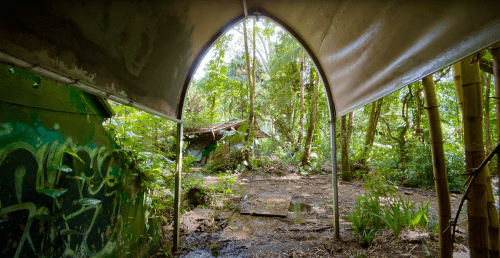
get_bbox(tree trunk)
[250,18,257,158]
[422,75,452,258]
[453,62,464,115]
[243,18,255,161]
[340,112,353,181]
[302,72,319,166]
[454,56,499,257]
[340,115,349,180]
[347,111,354,169]
[362,98,383,162]
[297,52,305,147]
[453,62,465,144]
[415,86,424,142]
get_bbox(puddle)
[288,202,312,212]
[240,193,291,217]
[222,214,287,240]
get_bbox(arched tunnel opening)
[1,1,500,257]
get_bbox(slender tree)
[302,69,320,165]
[297,53,305,146]
[414,85,424,142]
[250,18,257,157]
[362,98,383,163]
[340,111,354,181]
[243,18,255,161]
[422,74,452,258]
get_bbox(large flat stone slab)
[239,192,291,217]
[221,214,288,241]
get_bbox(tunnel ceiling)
[1,0,499,120]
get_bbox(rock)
[269,168,285,176]
[321,162,332,172]
[230,195,241,205]
[186,188,210,207]
[400,230,430,243]
[180,208,215,233]
[450,188,463,194]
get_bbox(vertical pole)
[173,123,183,252]
[331,119,340,239]
[491,44,500,220]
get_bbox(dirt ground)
[165,169,470,258]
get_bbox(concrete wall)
[0,63,157,257]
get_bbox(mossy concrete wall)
[0,63,158,257]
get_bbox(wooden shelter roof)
[184,120,269,140]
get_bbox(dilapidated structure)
[184,120,269,162]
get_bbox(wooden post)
[331,119,340,239]
[173,123,183,252]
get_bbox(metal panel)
[1,0,499,119]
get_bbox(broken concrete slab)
[239,192,291,217]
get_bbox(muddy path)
[167,172,469,258]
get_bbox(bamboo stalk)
[455,56,494,257]
[422,75,452,258]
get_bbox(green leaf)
[156,204,167,210]
[60,229,83,235]
[41,188,68,198]
[69,175,91,181]
[64,148,84,164]
[410,211,423,227]
[73,198,101,206]
[53,165,73,173]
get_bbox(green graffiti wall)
[0,64,157,257]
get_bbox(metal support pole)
[173,123,183,252]
[331,119,340,239]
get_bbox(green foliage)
[361,229,378,248]
[363,173,398,198]
[404,142,434,187]
[348,174,432,242]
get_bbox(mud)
[165,172,469,258]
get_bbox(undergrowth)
[348,173,432,247]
